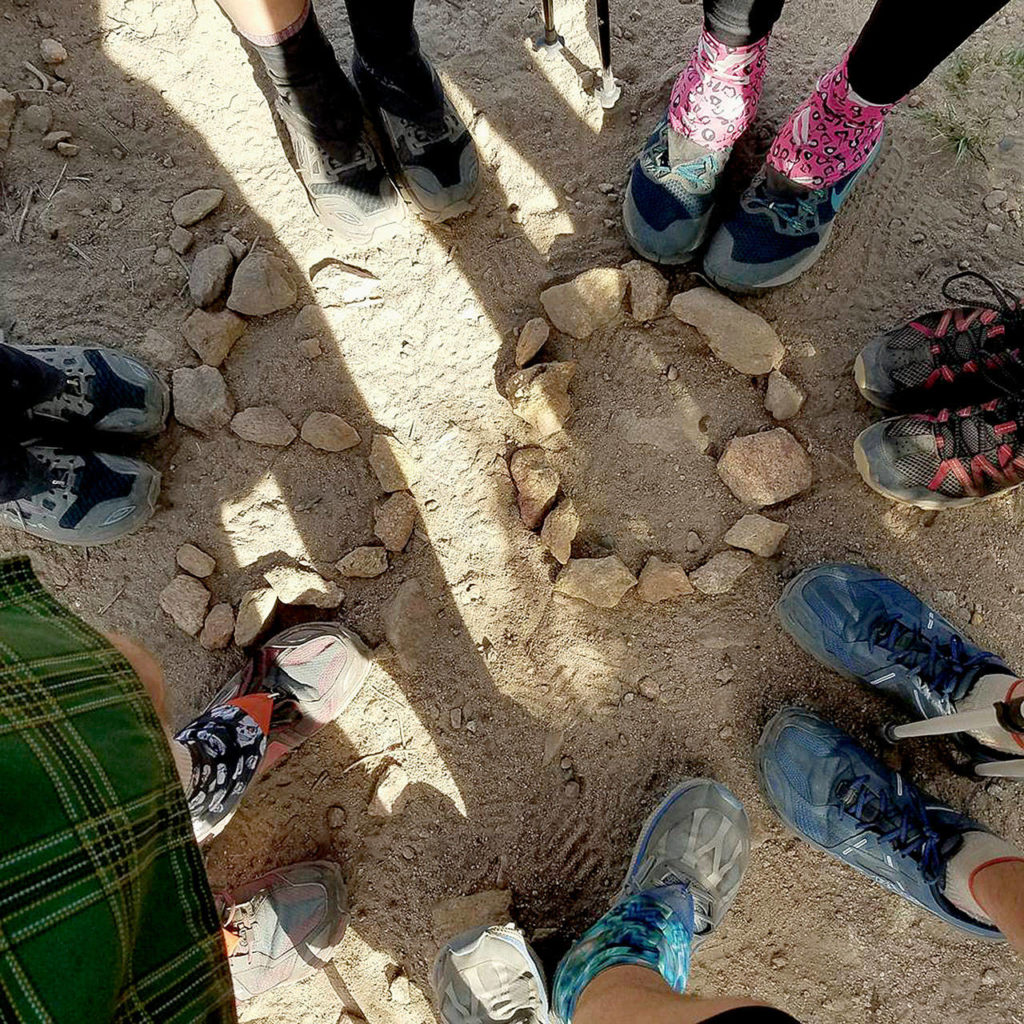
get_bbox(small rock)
[227,252,297,315]
[42,129,71,150]
[400,845,415,860]
[554,556,637,608]
[0,89,16,150]
[510,447,560,529]
[180,308,245,366]
[153,247,173,266]
[505,361,576,437]
[169,225,194,254]
[540,268,627,338]
[541,498,579,564]
[450,706,463,729]
[564,780,581,799]
[172,365,234,434]
[637,556,695,602]
[300,411,359,451]
[231,406,297,446]
[55,141,79,158]
[984,222,1003,238]
[337,545,388,578]
[638,677,660,700]
[685,530,701,552]
[37,11,56,28]
[293,304,321,337]
[383,579,434,673]
[159,575,211,636]
[690,551,754,595]
[623,260,668,321]
[670,288,784,375]
[717,428,813,507]
[199,603,235,650]
[542,729,564,765]
[906,94,922,107]
[515,317,550,367]
[983,189,1008,212]
[327,805,346,829]
[298,337,322,359]
[666,365,679,381]
[910,232,925,244]
[50,81,66,96]
[432,891,513,940]
[188,244,234,307]
[22,104,53,134]
[369,763,410,817]
[560,755,573,769]
[764,370,805,421]
[39,38,68,64]
[723,514,789,557]
[222,231,248,260]
[264,565,343,608]
[374,491,418,551]
[176,543,216,578]
[369,434,420,492]
[234,587,277,646]
[981,968,998,987]
[172,188,225,227]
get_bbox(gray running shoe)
[220,861,349,1000]
[432,924,549,1024]
[0,446,160,546]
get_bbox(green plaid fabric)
[0,557,236,1023]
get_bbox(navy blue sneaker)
[757,707,1003,941]
[777,563,1011,758]
[622,117,728,265]
[703,141,881,293]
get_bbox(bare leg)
[214,0,307,40]
[972,860,1024,955]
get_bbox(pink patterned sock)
[668,28,769,152]
[767,51,895,189]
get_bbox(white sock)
[943,830,1024,925]
[170,739,194,795]
[958,673,1024,755]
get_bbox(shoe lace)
[746,183,819,231]
[222,899,260,961]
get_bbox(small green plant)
[914,102,992,164]
[993,45,1024,84]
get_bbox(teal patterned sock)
[552,884,694,1022]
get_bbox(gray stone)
[505,361,576,438]
[301,412,360,451]
[984,189,1008,212]
[374,491,418,551]
[298,337,322,359]
[337,545,388,578]
[199,603,235,650]
[690,551,754,595]
[223,232,248,260]
[42,130,71,150]
[172,188,224,227]
[540,268,627,338]
[22,104,52,134]
[188,244,234,307]
[159,575,211,636]
[723,514,789,557]
[172,366,234,434]
[541,498,579,564]
[169,225,194,254]
[264,565,343,608]
[383,579,434,674]
[293,304,321,337]
[327,805,346,829]
[227,252,297,316]
[0,89,16,150]
[369,764,410,816]
[554,556,637,608]
[624,259,668,321]
[369,434,420,492]
[180,308,245,366]
[510,447,560,529]
[717,428,813,507]
[686,530,701,552]
[637,557,694,602]
[515,317,550,367]
[234,588,277,647]
[764,370,805,421]
[175,543,216,578]
[55,142,78,158]
[39,38,68,63]
[231,406,296,446]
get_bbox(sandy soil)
[2,0,1024,1021]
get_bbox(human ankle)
[944,831,1024,926]
[959,673,1024,755]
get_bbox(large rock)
[199,603,235,650]
[374,491,418,551]
[541,498,579,564]
[172,188,224,227]
[510,447,559,529]
[159,575,210,636]
[723,514,789,557]
[554,556,637,608]
[505,361,575,438]
[717,428,813,507]
[0,89,16,150]
[301,412,359,451]
[231,406,297,446]
[172,366,234,434]
[264,565,343,607]
[624,260,668,322]
[515,317,550,367]
[188,244,234,307]
[234,587,278,646]
[180,308,245,366]
[637,557,694,602]
[690,551,754,595]
[540,268,627,338]
[337,545,388,578]
[764,370,805,421]
[227,252,297,315]
[369,434,420,492]
[383,579,434,674]
[175,543,215,578]
[670,288,784,375]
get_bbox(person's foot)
[0,445,160,546]
[854,395,1024,509]
[219,861,349,1000]
[703,144,881,293]
[757,707,1004,941]
[353,53,478,223]
[432,925,549,1024]
[855,273,1024,413]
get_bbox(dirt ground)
[3,0,1024,1021]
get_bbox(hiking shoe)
[0,445,160,546]
[757,707,1003,941]
[856,273,1024,413]
[221,861,349,1000]
[353,53,478,222]
[9,343,169,437]
[703,142,881,293]
[854,396,1024,509]
[432,925,549,1024]
[622,118,728,264]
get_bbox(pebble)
[560,755,573,769]
[227,252,297,315]
[153,246,173,266]
[541,498,580,565]
[983,189,1008,212]
[180,308,245,367]
[369,764,410,817]
[717,428,813,507]
[41,129,71,150]
[388,972,411,1005]
[637,556,695,602]
[690,551,754,595]
[670,287,784,375]
[293,304,321,337]
[176,543,216,578]
[231,406,297,446]
[450,707,463,729]
[159,575,211,636]
[109,196,123,214]
[384,579,434,673]
[907,94,922,107]
[623,259,668,321]
[510,447,560,529]
[374,491,418,551]
[50,81,67,96]
[172,365,235,434]
[327,805,346,829]
[222,231,248,261]
[685,530,701,552]
[984,222,1003,238]
[264,565,343,608]
[369,434,420,492]
[234,587,277,646]
[0,89,15,150]
[311,262,383,305]
[723,514,789,557]
[540,267,627,338]
[910,232,926,244]
[764,370,805,421]
[172,187,224,227]
[515,316,550,367]
[298,337,322,359]
[981,968,998,987]
[55,141,78,158]
[337,545,389,578]
[400,845,415,861]
[39,38,68,63]
[199,603,235,650]
[37,11,56,28]
[505,361,576,437]
[638,677,660,700]
[666,365,679,381]
[301,411,359,451]
[554,556,637,608]
[23,104,53,134]
[188,244,234,307]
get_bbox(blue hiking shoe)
[703,141,881,293]
[622,117,728,265]
[757,707,1003,941]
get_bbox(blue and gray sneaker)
[622,117,728,265]
[703,142,881,293]
[777,563,1012,760]
[757,707,1003,941]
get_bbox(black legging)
[702,0,1011,103]
[705,1009,802,1023]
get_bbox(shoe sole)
[621,186,709,266]
[310,192,407,248]
[852,352,898,412]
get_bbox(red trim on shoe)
[1004,679,1024,751]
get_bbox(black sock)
[0,446,53,503]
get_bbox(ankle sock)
[944,830,1024,925]
[960,673,1024,755]
[552,885,694,1022]
[235,0,311,46]
[767,51,894,189]
[669,28,769,152]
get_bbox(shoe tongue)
[667,129,726,169]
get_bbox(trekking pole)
[595,0,621,109]
[535,0,563,51]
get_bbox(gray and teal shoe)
[433,925,549,1024]
[703,140,881,293]
[623,117,728,264]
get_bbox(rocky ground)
[2,1,1024,1022]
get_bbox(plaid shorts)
[0,557,236,1023]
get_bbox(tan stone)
[540,268,627,338]
[510,447,560,529]
[540,498,579,564]
[723,514,789,557]
[199,603,235,650]
[554,556,637,608]
[637,557,695,602]
[175,543,216,578]
[369,434,420,492]
[717,429,813,507]
[515,317,551,367]
[624,260,668,321]
[264,565,343,608]
[301,412,359,451]
[337,545,389,578]
[373,492,418,551]
[690,551,754,595]
[231,406,297,446]
[505,361,576,438]
[159,575,210,636]
[234,587,278,646]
